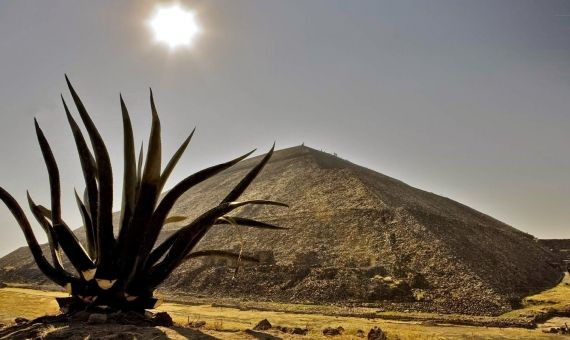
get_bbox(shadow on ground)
[244,329,282,340]
[0,322,221,340]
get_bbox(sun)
[149,4,200,49]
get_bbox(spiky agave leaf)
[26,192,65,273]
[145,200,287,289]
[35,119,96,277]
[193,217,256,279]
[52,222,97,280]
[144,233,177,269]
[74,190,96,259]
[142,147,284,271]
[35,204,52,221]
[36,197,96,265]
[221,143,275,203]
[160,128,195,192]
[163,216,187,224]
[0,186,75,287]
[214,216,288,230]
[229,200,288,209]
[117,89,162,282]
[135,141,144,196]
[33,203,97,281]
[62,96,98,234]
[33,119,62,224]
[144,215,285,270]
[65,76,115,279]
[118,95,137,241]
[135,149,256,271]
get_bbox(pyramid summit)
[0,145,562,315]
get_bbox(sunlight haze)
[0,0,568,256]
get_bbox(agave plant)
[0,76,287,313]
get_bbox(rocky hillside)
[0,146,563,315]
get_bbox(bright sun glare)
[149,4,200,49]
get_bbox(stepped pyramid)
[0,146,562,315]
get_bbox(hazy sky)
[0,0,569,256]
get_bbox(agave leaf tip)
[64,74,73,89]
[96,279,117,290]
[82,268,96,281]
[246,149,256,158]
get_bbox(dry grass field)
[2,276,570,339]
[503,274,570,319]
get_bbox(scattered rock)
[0,282,7,288]
[188,320,206,328]
[151,312,173,327]
[367,326,387,340]
[543,323,570,335]
[253,318,272,330]
[323,326,344,336]
[356,329,365,337]
[289,327,308,335]
[87,313,107,325]
[14,317,28,324]
[275,325,308,335]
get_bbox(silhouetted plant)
[0,76,287,313]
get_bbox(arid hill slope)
[0,146,562,315]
